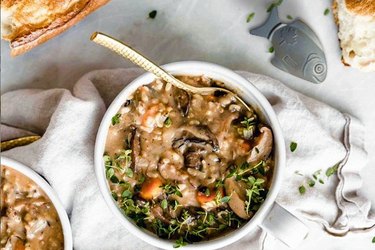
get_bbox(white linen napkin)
[1,68,374,250]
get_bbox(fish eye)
[314,63,325,74]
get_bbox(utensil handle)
[1,136,41,151]
[90,32,252,109]
[90,32,190,91]
[260,202,309,248]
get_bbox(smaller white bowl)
[1,156,73,250]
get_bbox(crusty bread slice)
[333,0,375,71]
[1,0,110,56]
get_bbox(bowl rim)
[94,61,286,250]
[1,156,73,250]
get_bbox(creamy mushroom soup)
[0,165,64,250]
[104,76,274,246]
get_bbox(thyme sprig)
[244,177,265,215]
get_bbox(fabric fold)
[1,68,373,249]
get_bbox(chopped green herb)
[104,151,134,183]
[308,179,315,187]
[326,163,339,177]
[164,117,172,128]
[246,161,266,176]
[162,183,183,197]
[116,149,132,170]
[268,47,275,53]
[299,185,306,195]
[111,113,121,125]
[214,189,223,205]
[238,117,256,139]
[221,196,231,203]
[149,197,244,243]
[240,162,249,170]
[319,179,325,184]
[372,236,375,243]
[125,167,134,178]
[246,12,255,23]
[149,10,157,19]
[204,188,211,196]
[241,116,256,129]
[174,237,187,248]
[122,190,132,198]
[215,180,224,188]
[245,177,265,214]
[267,0,283,13]
[119,181,131,190]
[290,141,298,152]
[139,175,146,184]
[116,149,132,160]
[206,212,215,225]
[287,15,293,20]
[111,192,118,201]
[170,200,180,210]
[324,8,330,15]
[258,164,266,175]
[228,160,265,180]
[110,175,119,183]
[226,167,236,178]
[161,199,168,209]
[313,169,322,180]
[106,167,115,179]
[103,155,111,164]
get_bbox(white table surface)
[1,0,374,249]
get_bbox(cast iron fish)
[250,7,327,84]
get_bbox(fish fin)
[271,56,288,72]
[250,7,282,38]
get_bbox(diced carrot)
[239,140,251,153]
[140,178,163,200]
[206,95,216,101]
[13,237,25,250]
[141,105,159,126]
[196,188,224,205]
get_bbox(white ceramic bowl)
[95,61,286,249]
[1,156,73,250]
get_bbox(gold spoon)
[1,135,41,151]
[90,32,253,112]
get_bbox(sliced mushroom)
[224,177,250,219]
[172,125,219,153]
[125,126,141,172]
[173,137,210,153]
[168,205,181,219]
[247,127,273,165]
[151,205,170,224]
[221,113,239,133]
[184,148,204,170]
[173,87,190,116]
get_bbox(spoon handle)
[90,32,203,93]
[90,32,252,111]
[1,136,41,151]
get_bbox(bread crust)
[7,0,110,56]
[345,0,375,16]
[332,0,349,65]
[332,0,339,24]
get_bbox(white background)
[1,0,374,249]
